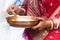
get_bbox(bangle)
[21,8,26,12]
[54,23,59,29]
[53,19,60,29]
[18,8,26,15]
[49,20,54,30]
[21,8,26,15]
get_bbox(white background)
[0,0,25,40]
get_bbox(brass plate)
[6,16,39,28]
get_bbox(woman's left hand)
[32,17,51,30]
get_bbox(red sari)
[43,0,60,40]
[21,0,60,40]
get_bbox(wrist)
[19,8,26,15]
[46,19,60,30]
[46,20,53,30]
[45,20,51,28]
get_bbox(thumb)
[36,17,45,21]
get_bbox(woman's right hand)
[7,5,24,15]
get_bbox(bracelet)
[49,20,54,30]
[21,8,26,12]
[18,7,26,15]
[54,23,59,29]
[53,19,60,29]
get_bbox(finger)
[36,17,45,21]
[9,5,17,11]
[9,6,15,11]
[32,21,43,29]
[38,27,45,30]
[7,8,12,14]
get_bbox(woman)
[7,0,60,40]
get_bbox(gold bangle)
[49,20,53,30]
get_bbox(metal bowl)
[6,16,39,28]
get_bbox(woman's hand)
[7,5,25,15]
[32,17,51,30]
[7,5,20,14]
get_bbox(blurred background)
[0,0,25,40]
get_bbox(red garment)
[44,29,60,40]
[21,0,60,40]
[43,0,60,40]
[42,0,60,18]
[23,29,32,40]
